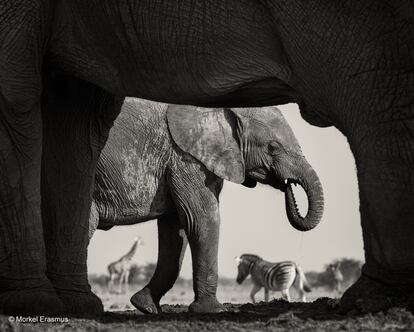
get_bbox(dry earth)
[1,299,414,332]
[1,284,414,332]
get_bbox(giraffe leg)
[131,214,187,314]
[108,274,116,293]
[118,272,125,294]
[109,274,117,294]
[123,270,130,293]
[114,274,121,294]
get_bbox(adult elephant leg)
[131,214,187,314]
[0,3,64,314]
[0,91,65,315]
[340,121,414,313]
[41,76,122,317]
[167,161,225,313]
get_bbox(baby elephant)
[90,98,324,314]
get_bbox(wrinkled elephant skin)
[91,98,323,313]
[0,0,412,315]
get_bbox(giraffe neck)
[120,240,138,261]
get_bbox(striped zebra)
[235,254,311,303]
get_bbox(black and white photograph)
[0,1,413,331]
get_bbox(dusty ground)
[2,300,414,331]
[97,281,336,311]
[1,285,414,331]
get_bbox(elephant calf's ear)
[167,105,245,184]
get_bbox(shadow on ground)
[2,299,414,331]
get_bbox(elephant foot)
[48,272,103,317]
[409,293,414,313]
[56,290,103,318]
[0,278,65,316]
[339,274,412,314]
[130,288,161,314]
[189,296,226,313]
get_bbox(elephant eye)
[268,142,281,154]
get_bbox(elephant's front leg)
[168,161,225,313]
[0,91,65,315]
[0,7,68,313]
[340,120,414,313]
[131,214,187,314]
[41,76,122,316]
[187,217,224,313]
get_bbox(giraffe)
[107,237,143,294]
[328,263,344,296]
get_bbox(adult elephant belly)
[196,78,298,108]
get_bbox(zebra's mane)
[240,254,263,262]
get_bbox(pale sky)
[87,103,364,279]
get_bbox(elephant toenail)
[146,307,153,313]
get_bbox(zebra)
[235,254,311,303]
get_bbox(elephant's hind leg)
[131,214,187,314]
[340,119,414,313]
[41,75,122,317]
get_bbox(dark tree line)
[89,258,363,291]
[305,258,362,291]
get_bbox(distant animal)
[328,263,344,296]
[107,237,143,294]
[235,254,311,303]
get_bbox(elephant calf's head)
[167,105,324,232]
[235,107,324,231]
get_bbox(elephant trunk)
[283,163,324,232]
